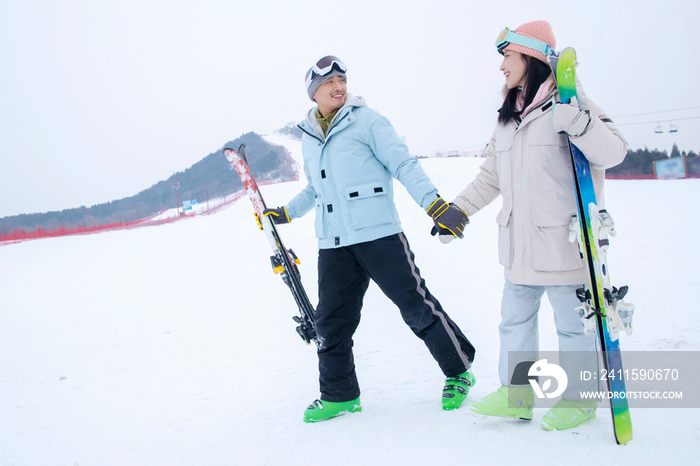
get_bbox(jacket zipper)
[515,95,556,131]
[296,119,350,247]
[297,123,323,143]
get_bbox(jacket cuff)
[284,204,298,220]
[421,192,441,211]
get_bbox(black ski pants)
[315,232,476,402]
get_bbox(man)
[264,55,476,422]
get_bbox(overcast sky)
[1,0,697,217]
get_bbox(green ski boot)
[303,398,362,423]
[442,371,476,410]
[470,385,534,420]
[541,399,596,431]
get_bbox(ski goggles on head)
[304,55,347,91]
[495,27,555,57]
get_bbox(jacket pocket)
[496,208,512,268]
[494,133,513,201]
[314,196,325,239]
[527,120,569,147]
[495,137,513,152]
[530,219,583,272]
[527,123,576,221]
[344,182,393,230]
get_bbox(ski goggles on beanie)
[304,55,347,92]
[496,27,555,57]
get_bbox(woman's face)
[500,50,528,89]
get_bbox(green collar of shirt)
[316,108,340,137]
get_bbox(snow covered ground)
[1,134,699,465]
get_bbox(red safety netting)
[605,174,657,180]
[0,190,247,247]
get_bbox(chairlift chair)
[654,122,663,134]
[669,121,678,133]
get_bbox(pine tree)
[671,143,681,158]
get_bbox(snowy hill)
[1,134,699,465]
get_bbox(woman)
[447,21,628,431]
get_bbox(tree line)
[606,143,697,177]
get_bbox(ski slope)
[1,133,699,465]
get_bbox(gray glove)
[427,197,469,240]
[259,206,291,226]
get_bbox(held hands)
[552,97,591,137]
[255,206,291,229]
[431,226,457,244]
[426,197,469,242]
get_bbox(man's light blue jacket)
[287,94,439,249]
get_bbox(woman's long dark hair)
[498,55,552,125]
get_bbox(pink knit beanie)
[503,20,556,63]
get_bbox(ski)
[223,144,317,344]
[548,48,634,444]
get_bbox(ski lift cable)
[611,105,700,119]
[615,115,700,126]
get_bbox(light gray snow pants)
[498,280,599,400]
